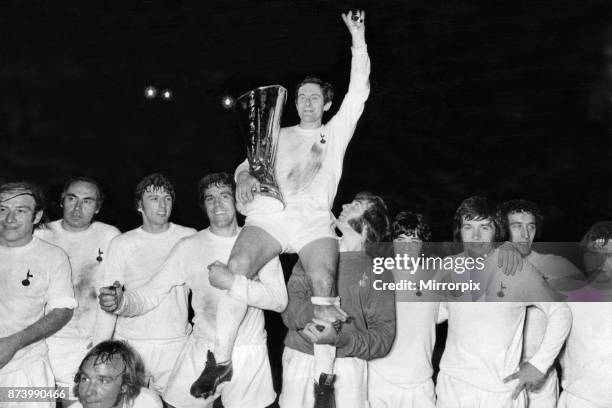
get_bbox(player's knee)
[228,253,251,276]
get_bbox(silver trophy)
[235,85,287,212]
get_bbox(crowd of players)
[1,175,611,408]
[2,8,612,408]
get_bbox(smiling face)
[507,211,537,256]
[295,83,331,128]
[137,187,173,231]
[77,355,126,408]
[0,190,42,248]
[203,184,237,232]
[460,216,496,257]
[61,181,100,232]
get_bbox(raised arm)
[327,10,371,153]
[342,9,367,51]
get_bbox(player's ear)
[323,101,332,112]
[120,382,129,397]
[33,210,43,225]
[136,200,143,214]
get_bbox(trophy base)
[237,194,285,216]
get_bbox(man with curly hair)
[72,340,162,408]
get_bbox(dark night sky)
[1,0,610,240]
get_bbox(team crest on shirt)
[96,248,104,263]
[21,269,33,286]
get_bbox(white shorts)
[558,391,608,408]
[163,336,275,408]
[46,336,91,399]
[367,366,435,408]
[279,347,366,408]
[117,336,188,395]
[245,200,335,253]
[435,372,526,408]
[526,368,558,408]
[0,357,56,408]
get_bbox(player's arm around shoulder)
[492,259,564,302]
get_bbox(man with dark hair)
[498,199,582,408]
[452,195,531,274]
[72,340,162,408]
[206,10,371,402]
[279,192,395,408]
[0,182,76,407]
[95,173,196,394]
[368,211,439,408]
[293,76,334,107]
[435,196,571,408]
[100,172,286,408]
[391,211,432,242]
[497,199,543,243]
[35,177,120,406]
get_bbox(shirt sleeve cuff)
[527,357,549,376]
[228,275,248,302]
[47,297,77,310]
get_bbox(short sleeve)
[46,249,77,310]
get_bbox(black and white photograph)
[1,1,611,407]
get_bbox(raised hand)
[341,10,366,47]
